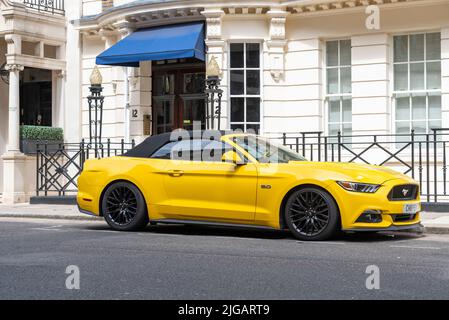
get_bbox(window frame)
[228,41,263,134]
[391,31,442,137]
[324,39,353,139]
[150,139,245,163]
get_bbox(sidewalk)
[0,204,447,234]
[0,204,101,221]
[419,211,449,234]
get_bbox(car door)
[158,139,258,223]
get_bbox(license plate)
[403,203,420,214]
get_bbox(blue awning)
[96,22,205,67]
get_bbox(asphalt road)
[0,217,448,300]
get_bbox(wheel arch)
[279,183,341,230]
[98,179,148,217]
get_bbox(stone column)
[98,29,120,141]
[113,21,135,142]
[129,61,152,144]
[1,64,27,204]
[441,28,449,128]
[202,8,227,129]
[6,64,23,152]
[56,70,66,128]
[265,8,314,138]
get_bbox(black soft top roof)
[123,132,172,158]
[123,130,228,158]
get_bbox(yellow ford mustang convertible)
[77,131,422,241]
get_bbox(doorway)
[152,61,206,134]
[20,68,52,126]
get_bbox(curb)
[423,226,449,234]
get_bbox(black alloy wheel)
[285,187,340,241]
[102,182,149,231]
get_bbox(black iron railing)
[35,130,449,204]
[279,129,449,204]
[36,139,135,197]
[23,0,65,15]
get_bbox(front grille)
[392,214,417,222]
[388,184,419,201]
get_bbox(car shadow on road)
[151,224,291,240]
[337,231,425,243]
[83,222,426,243]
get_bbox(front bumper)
[342,222,423,232]
[328,178,422,231]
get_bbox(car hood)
[287,161,412,185]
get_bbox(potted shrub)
[20,125,64,154]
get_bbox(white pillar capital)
[56,69,66,79]
[5,64,24,73]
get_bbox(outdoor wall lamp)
[0,62,9,84]
[205,56,223,130]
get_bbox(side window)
[201,140,234,163]
[150,141,183,159]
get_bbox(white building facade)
[0,0,448,203]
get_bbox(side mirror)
[221,150,244,165]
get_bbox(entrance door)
[152,66,205,134]
[20,82,52,126]
[180,95,206,131]
[20,68,52,126]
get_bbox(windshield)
[233,136,307,164]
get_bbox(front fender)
[255,165,336,228]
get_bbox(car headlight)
[337,181,381,193]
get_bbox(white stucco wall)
[443,27,449,129]
[0,38,7,194]
[277,2,449,138]
[82,0,102,16]
[64,0,83,144]
[76,1,449,141]
[80,37,152,143]
[81,37,122,139]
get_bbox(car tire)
[284,187,340,241]
[102,181,149,231]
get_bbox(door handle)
[167,170,184,177]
